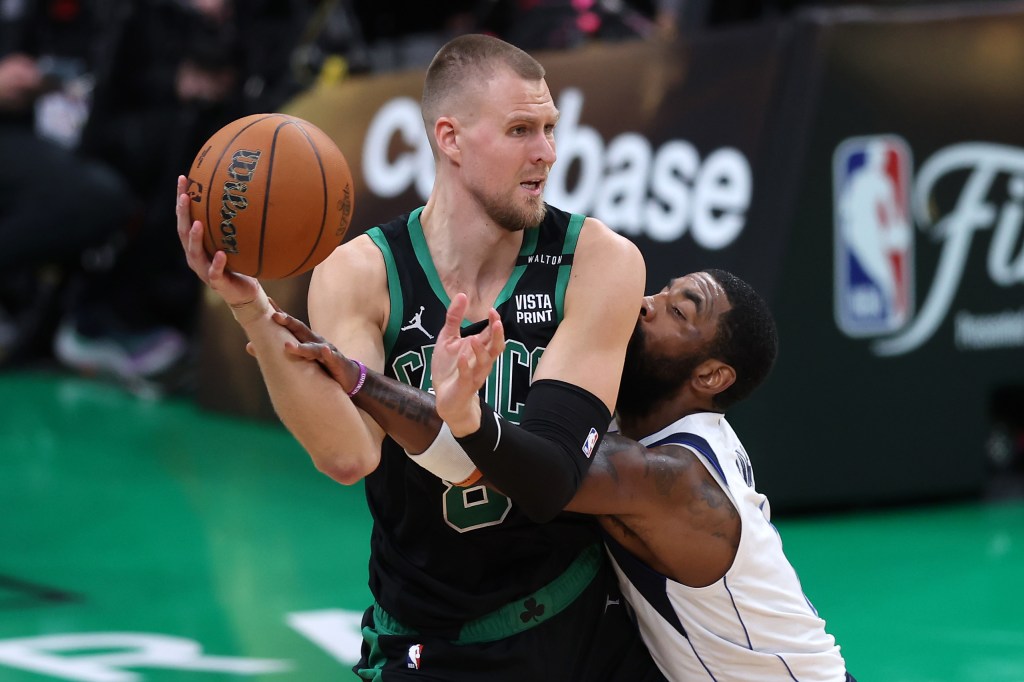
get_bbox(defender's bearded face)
[616,322,703,420]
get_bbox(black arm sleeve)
[454,379,611,523]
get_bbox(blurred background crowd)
[0,0,978,394]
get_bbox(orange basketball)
[186,113,354,280]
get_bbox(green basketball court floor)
[2,370,1023,681]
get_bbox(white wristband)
[407,422,478,484]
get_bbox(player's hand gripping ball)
[186,113,354,279]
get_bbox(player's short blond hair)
[421,34,546,141]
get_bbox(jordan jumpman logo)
[401,306,434,340]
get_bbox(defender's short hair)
[704,269,779,410]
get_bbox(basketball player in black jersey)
[177,34,663,680]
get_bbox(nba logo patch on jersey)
[407,644,423,669]
[833,135,915,337]
[582,428,599,459]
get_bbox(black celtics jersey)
[363,205,600,635]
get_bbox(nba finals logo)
[833,135,914,337]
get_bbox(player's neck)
[618,407,676,441]
[420,190,526,249]
[618,399,714,440]
[419,197,524,316]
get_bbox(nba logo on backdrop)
[833,135,915,337]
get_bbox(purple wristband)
[347,360,367,397]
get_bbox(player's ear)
[693,359,735,398]
[435,116,460,163]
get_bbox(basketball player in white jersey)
[269,268,854,681]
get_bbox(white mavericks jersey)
[605,411,849,681]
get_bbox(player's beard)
[477,185,546,233]
[616,322,703,422]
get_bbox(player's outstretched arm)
[271,306,444,455]
[564,434,675,516]
[177,176,385,483]
[283,291,505,486]
[566,434,741,587]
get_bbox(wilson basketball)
[186,113,354,279]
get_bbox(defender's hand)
[268,306,362,393]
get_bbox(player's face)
[458,68,558,232]
[640,272,730,359]
[617,273,731,414]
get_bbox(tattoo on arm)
[587,435,694,505]
[640,445,739,526]
[699,478,729,510]
[644,450,689,499]
[351,370,442,453]
[592,433,643,485]
[698,477,740,547]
